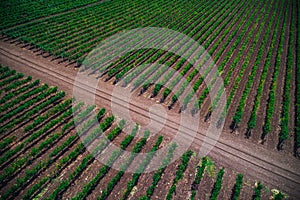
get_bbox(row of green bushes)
[4,75,32,92]
[0,68,16,80]
[0,103,84,185]
[0,86,59,123]
[227,0,273,129]
[138,143,177,200]
[191,157,208,199]
[99,129,156,200]
[193,0,264,113]
[166,150,193,200]
[0,99,79,167]
[262,2,289,140]
[278,2,295,149]
[23,107,107,199]
[213,0,269,125]
[121,135,168,200]
[182,0,253,111]
[0,73,24,88]
[0,81,46,113]
[45,117,128,200]
[0,91,65,134]
[247,2,284,135]
[210,168,225,200]
[1,105,101,200]
[0,79,40,105]
[70,119,128,200]
[231,0,278,134]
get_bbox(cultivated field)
[0,66,287,199]
[0,0,299,199]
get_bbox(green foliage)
[46,117,129,200]
[194,0,266,112]
[0,69,16,80]
[253,182,263,200]
[98,129,152,200]
[4,75,32,92]
[24,99,72,132]
[210,168,225,200]
[191,157,208,198]
[0,86,59,123]
[165,150,193,200]
[262,3,288,139]
[122,138,175,200]
[0,73,24,87]
[0,101,73,166]
[247,0,283,133]
[97,108,106,120]
[231,174,243,200]
[0,90,64,133]
[296,0,300,153]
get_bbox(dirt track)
[0,41,300,198]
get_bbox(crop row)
[0,88,64,134]
[219,0,274,128]
[278,2,295,150]
[15,107,109,200]
[158,0,242,103]
[98,132,164,199]
[134,0,244,105]
[0,76,36,105]
[0,102,85,186]
[5,0,178,63]
[0,99,73,152]
[195,0,267,121]
[0,99,80,167]
[262,2,289,140]
[44,117,128,200]
[191,157,208,200]
[166,150,193,199]
[182,0,256,110]
[246,0,284,137]
[0,68,16,80]
[231,0,278,134]
[296,0,300,157]
[105,0,227,85]
[210,168,225,200]
[0,86,59,124]
[0,83,49,113]
[0,104,104,200]
[0,0,101,29]
[137,143,177,200]
[70,119,134,200]
[191,0,264,113]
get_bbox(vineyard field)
[0,66,282,199]
[0,0,298,155]
[0,0,299,199]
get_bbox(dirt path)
[0,41,299,198]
